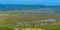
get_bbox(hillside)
[0,4,60,30]
[0,4,59,14]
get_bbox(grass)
[15,23,60,30]
[0,11,59,30]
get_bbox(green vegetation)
[0,11,59,30]
[15,23,60,30]
[0,25,14,30]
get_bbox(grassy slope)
[0,11,60,30]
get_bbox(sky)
[0,0,60,5]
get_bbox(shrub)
[0,27,14,30]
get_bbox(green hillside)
[0,11,59,30]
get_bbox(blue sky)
[0,0,60,5]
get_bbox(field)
[0,11,60,30]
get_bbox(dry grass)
[14,28,45,30]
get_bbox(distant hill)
[0,4,59,10]
[0,4,47,11]
[0,4,60,13]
